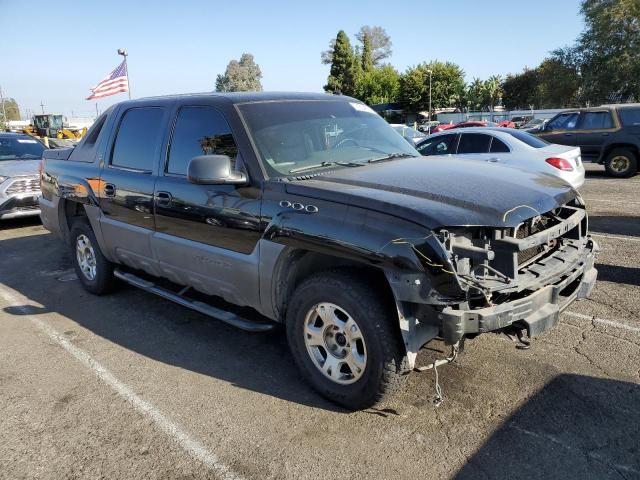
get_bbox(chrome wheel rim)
[76,234,97,281]
[303,302,367,385]
[610,155,630,173]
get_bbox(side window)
[457,134,492,154]
[167,106,238,176]
[618,109,640,127]
[111,107,165,172]
[580,111,614,130]
[547,113,578,130]
[68,113,107,162]
[416,134,456,156]
[490,137,510,153]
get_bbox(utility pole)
[426,70,433,134]
[0,85,7,126]
[40,101,45,114]
[118,48,132,99]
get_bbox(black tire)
[604,148,638,178]
[286,270,408,410]
[69,217,116,295]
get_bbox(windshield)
[0,136,46,161]
[238,100,419,177]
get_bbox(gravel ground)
[0,163,638,480]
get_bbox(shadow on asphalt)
[0,231,347,413]
[589,215,640,237]
[0,216,42,231]
[596,264,640,287]
[455,374,640,480]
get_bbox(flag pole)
[118,48,131,99]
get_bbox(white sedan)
[415,127,585,188]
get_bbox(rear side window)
[111,107,165,172]
[68,113,107,162]
[167,106,238,175]
[416,134,457,155]
[489,137,510,153]
[579,111,614,129]
[457,134,492,154]
[619,108,640,126]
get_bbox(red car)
[497,120,517,128]
[430,120,501,133]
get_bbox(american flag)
[86,60,128,100]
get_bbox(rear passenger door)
[456,133,511,164]
[99,105,168,271]
[151,104,262,307]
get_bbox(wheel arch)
[600,142,639,163]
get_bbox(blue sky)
[1,0,584,118]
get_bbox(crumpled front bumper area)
[439,238,598,344]
[0,194,41,219]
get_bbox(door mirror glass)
[187,155,247,185]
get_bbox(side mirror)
[187,155,247,185]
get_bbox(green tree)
[215,53,263,92]
[400,61,465,113]
[321,26,392,67]
[483,75,503,111]
[0,98,20,122]
[576,0,640,103]
[353,64,400,105]
[501,69,541,110]
[355,26,392,65]
[537,54,581,107]
[361,33,374,73]
[324,30,359,95]
[466,77,485,111]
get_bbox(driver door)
[151,104,262,307]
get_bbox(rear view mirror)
[187,155,247,185]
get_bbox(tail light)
[546,157,574,171]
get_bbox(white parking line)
[591,233,640,243]
[0,285,243,480]
[564,311,640,334]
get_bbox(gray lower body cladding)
[440,238,598,344]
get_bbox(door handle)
[156,191,172,207]
[104,183,116,197]
[487,157,500,162]
[602,133,610,136]
[564,133,573,136]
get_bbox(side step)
[113,269,277,333]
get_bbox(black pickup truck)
[40,92,598,409]
[536,103,640,177]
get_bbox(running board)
[113,269,277,332]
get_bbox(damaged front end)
[431,198,598,346]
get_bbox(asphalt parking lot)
[1,163,638,480]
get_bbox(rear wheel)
[604,148,637,178]
[69,218,115,295]
[286,270,408,410]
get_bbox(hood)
[0,160,40,178]
[285,157,577,229]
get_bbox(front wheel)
[69,218,116,295]
[286,270,408,410]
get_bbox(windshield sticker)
[350,102,376,114]
[17,139,38,144]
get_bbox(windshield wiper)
[289,160,364,174]
[289,162,335,174]
[367,153,417,163]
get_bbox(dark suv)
[536,104,640,177]
[39,92,597,409]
